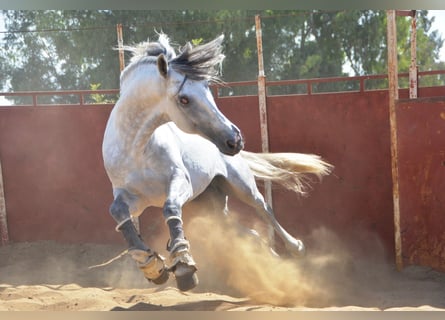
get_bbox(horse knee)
[163,199,186,239]
[110,194,131,227]
[163,199,181,219]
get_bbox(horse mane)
[121,33,225,84]
[170,35,225,83]
[125,33,177,62]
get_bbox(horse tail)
[240,150,333,195]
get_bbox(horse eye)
[179,96,189,105]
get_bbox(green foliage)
[0,10,443,102]
[191,38,203,46]
[89,83,117,104]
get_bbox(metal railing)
[1,70,444,106]
[0,89,119,107]
[214,70,445,98]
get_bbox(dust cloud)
[0,204,395,308]
[184,209,394,307]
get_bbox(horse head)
[155,35,244,155]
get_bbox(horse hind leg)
[110,191,169,285]
[205,178,280,256]
[224,174,305,258]
[252,192,306,257]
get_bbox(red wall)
[1,87,445,271]
[217,91,395,258]
[396,97,445,270]
[0,105,118,243]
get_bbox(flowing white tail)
[240,150,333,195]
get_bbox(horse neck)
[113,70,170,153]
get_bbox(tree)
[0,10,443,103]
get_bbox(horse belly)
[181,148,226,199]
[126,169,170,208]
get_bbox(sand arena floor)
[1,213,445,311]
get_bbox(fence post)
[255,14,275,246]
[0,158,9,246]
[117,24,125,73]
[387,10,403,271]
[409,10,418,99]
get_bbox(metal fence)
[1,70,444,107]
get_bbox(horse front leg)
[110,191,169,285]
[163,169,198,291]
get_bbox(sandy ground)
[1,213,445,311]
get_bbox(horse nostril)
[225,126,244,154]
[226,134,244,153]
[226,139,236,150]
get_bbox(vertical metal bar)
[409,11,417,99]
[117,24,125,72]
[211,86,218,99]
[0,159,9,246]
[387,10,403,271]
[255,15,274,245]
[255,15,268,153]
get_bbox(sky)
[0,10,444,105]
[428,10,445,61]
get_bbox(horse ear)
[157,54,169,78]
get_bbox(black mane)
[170,35,225,83]
[123,33,225,84]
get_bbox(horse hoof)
[287,239,306,258]
[130,249,170,284]
[150,267,170,285]
[174,263,199,291]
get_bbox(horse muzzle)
[224,127,244,155]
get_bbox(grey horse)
[102,34,332,291]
